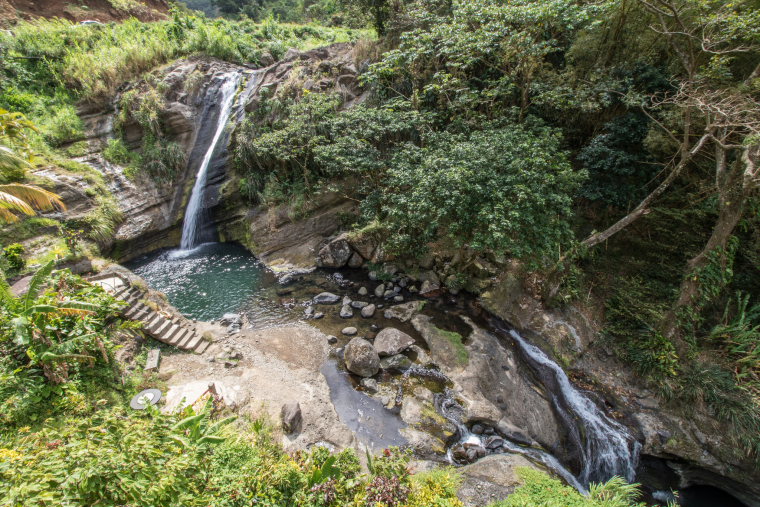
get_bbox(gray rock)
[304,306,315,317]
[484,435,505,449]
[383,301,425,323]
[327,335,338,344]
[368,271,378,281]
[317,234,353,268]
[340,305,354,318]
[313,292,340,304]
[343,295,352,306]
[220,313,242,326]
[380,354,413,371]
[374,284,385,298]
[313,312,325,319]
[344,337,380,377]
[342,327,358,336]
[281,401,302,434]
[361,304,376,318]
[383,290,395,299]
[374,328,415,357]
[393,295,404,303]
[420,279,441,295]
[358,286,368,296]
[360,377,379,393]
[348,252,364,268]
[351,300,369,309]
[409,285,419,293]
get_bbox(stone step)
[151,319,172,337]
[124,302,145,319]
[144,315,164,333]
[183,333,203,351]
[158,323,180,342]
[194,340,210,354]
[169,328,190,346]
[112,285,132,300]
[177,331,196,349]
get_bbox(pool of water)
[126,242,289,324]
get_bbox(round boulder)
[344,337,380,377]
[374,327,415,357]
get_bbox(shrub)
[1,243,25,272]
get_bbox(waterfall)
[180,72,242,250]
[504,326,641,485]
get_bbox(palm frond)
[0,190,35,216]
[0,145,31,172]
[0,184,65,213]
[24,259,55,310]
[57,301,99,315]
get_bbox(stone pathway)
[90,275,210,354]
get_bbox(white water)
[180,73,242,249]
[508,329,640,484]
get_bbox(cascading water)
[180,73,242,250]
[499,323,641,485]
[435,389,589,494]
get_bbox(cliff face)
[2,0,168,25]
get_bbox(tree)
[0,109,65,223]
[341,0,392,35]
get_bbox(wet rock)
[383,301,425,323]
[220,313,242,326]
[281,401,302,434]
[327,335,338,344]
[374,328,415,357]
[304,306,315,317]
[313,292,340,304]
[317,233,353,268]
[344,337,380,377]
[361,304,376,318]
[374,283,385,298]
[351,301,369,309]
[313,312,324,320]
[360,377,378,393]
[348,252,363,268]
[420,279,441,296]
[341,326,358,336]
[343,295,352,306]
[383,289,395,299]
[358,286,368,296]
[380,354,413,371]
[412,314,468,369]
[393,295,404,303]
[340,305,354,318]
[370,324,380,332]
[368,271,378,281]
[484,435,505,450]
[472,423,485,435]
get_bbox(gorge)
[1,2,759,506]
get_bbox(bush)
[1,243,25,272]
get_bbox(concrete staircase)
[91,275,210,354]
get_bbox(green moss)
[434,326,468,366]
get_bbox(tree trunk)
[581,130,711,249]
[661,148,750,357]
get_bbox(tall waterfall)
[505,326,641,485]
[180,73,242,250]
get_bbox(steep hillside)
[1,0,169,24]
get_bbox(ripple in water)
[127,242,292,326]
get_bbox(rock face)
[343,337,380,377]
[374,328,415,357]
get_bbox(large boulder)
[317,233,353,268]
[374,328,415,357]
[281,401,303,434]
[457,454,538,506]
[383,301,425,323]
[343,337,380,377]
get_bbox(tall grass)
[1,13,369,104]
